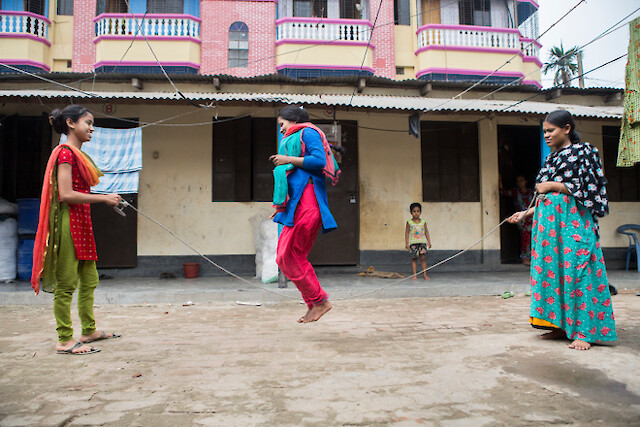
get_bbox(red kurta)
[57,147,98,260]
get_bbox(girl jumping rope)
[270,105,339,323]
[31,105,121,355]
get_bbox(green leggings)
[53,204,99,342]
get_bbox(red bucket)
[182,262,200,279]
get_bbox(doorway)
[91,117,139,268]
[308,120,359,265]
[497,125,541,263]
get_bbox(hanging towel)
[618,16,640,167]
[60,126,142,193]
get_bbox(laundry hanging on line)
[60,126,142,194]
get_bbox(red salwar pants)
[276,183,329,308]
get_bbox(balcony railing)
[417,24,520,51]
[94,14,200,39]
[276,18,372,43]
[0,11,50,40]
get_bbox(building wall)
[50,14,73,72]
[275,44,374,70]
[369,0,395,78]
[94,39,201,67]
[200,0,277,76]
[72,0,96,72]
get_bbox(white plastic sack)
[0,218,18,282]
[259,220,279,284]
[0,198,17,215]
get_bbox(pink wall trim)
[416,23,520,35]
[522,56,543,68]
[0,33,51,47]
[0,58,50,71]
[276,39,374,48]
[230,0,278,2]
[522,79,542,88]
[519,37,542,48]
[416,67,525,79]
[276,63,375,73]
[93,35,201,44]
[95,60,200,68]
[94,13,201,22]
[276,17,373,27]
[415,45,519,55]
[517,0,539,9]
[0,11,51,24]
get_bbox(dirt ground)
[1,294,639,426]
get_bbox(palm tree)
[542,44,581,87]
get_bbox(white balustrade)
[417,25,520,51]
[277,20,371,43]
[0,12,49,40]
[95,15,200,38]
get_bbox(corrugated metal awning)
[0,89,622,119]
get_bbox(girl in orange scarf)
[32,105,121,355]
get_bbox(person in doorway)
[507,110,616,350]
[31,105,121,355]
[500,175,535,265]
[405,202,432,280]
[270,105,338,323]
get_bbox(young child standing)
[31,105,121,355]
[405,202,432,280]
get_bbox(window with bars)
[228,21,249,68]
[57,0,73,15]
[147,0,183,14]
[602,126,640,202]
[394,0,410,25]
[23,0,45,15]
[459,0,491,26]
[96,0,127,14]
[421,121,480,202]
[293,0,327,18]
[340,0,363,19]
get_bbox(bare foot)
[411,276,417,280]
[522,259,531,266]
[56,340,96,354]
[302,301,332,323]
[297,308,312,323]
[423,274,430,280]
[568,340,591,350]
[540,329,565,340]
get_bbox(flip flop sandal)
[57,341,101,355]
[83,331,121,343]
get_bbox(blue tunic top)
[273,128,337,233]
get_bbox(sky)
[537,0,640,89]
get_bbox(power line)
[347,0,384,107]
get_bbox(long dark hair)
[545,110,581,143]
[49,105,90,135]
[278,105,309,123]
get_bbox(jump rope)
[113,191,539,302]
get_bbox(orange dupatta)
[31,144,102,294]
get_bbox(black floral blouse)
[536,142,609,220]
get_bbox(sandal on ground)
[82,331,121,343]
[57,341,100,355]
[501,291,515,299]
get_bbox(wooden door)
[91,118,139,268]
[308,120,359,265]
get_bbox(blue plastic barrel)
[17,198,40,235]
[17,238,35,282]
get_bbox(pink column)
[369,0,395,79]
[200,0,277,77]
[72,0,97,72]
